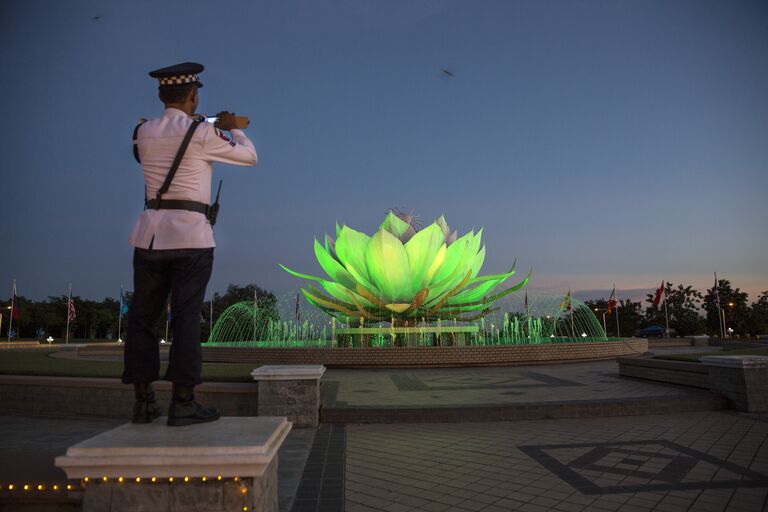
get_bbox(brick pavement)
[345,411,768,512]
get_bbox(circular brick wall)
[201,338,648,368]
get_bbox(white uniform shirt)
[129,108,257,250]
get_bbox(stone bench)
[55,416,291,512]
[250,365,325,428]
[702,355,768,412]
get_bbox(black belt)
[146,199,212,219]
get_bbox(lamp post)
[0,305,11,341]
[728,303,735,338]
[594,308,608,336]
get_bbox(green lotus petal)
[469,228,483,257]
[335,222,342,239]
[385,303,410,313]
[301,288,352,316]
[366,229,412,302]
[314,239,356,289]
[449,269,531,308]
[405,223,445,295]
[423,230,483,307]
[435,301,496,312]
[301,289,338,316]
[445,268,516,305]
[431,231,472,284]
[435,214,450,240]
[423,243,447,285]
[279,264,325,284]
[282,263,371,309]
[465,259,516,285]
[424,269,473,309]
[335,225,373,287]
[379,211,410,239]
[319,280,373,308]
[302,293,322,311]
[469,245,486,279]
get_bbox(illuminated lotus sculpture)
[280,211,529,323]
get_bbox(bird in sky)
[441,68,455,77]
[92,16,101,21]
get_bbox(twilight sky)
[1,0,766,305]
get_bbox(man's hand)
[214,111,248,130]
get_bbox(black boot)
[167,384,220,427]
[132,382,162,424]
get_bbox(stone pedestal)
[689,335,709,347]
[251,365,325,428]
[55,416,291,512]
[702,355,768,412]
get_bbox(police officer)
[124,62,257,426]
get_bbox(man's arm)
[201,122,258,166]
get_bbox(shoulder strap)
[132,118,147,163]
[156,117,204,202]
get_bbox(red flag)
[607,285,618,315]
[652,281,665,310]
[67,297,77,322]
[11,282,19,321]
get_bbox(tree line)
[1,284,278,342]
[585,279,768,337]
[3,279,766,341]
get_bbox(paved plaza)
[1,349,767,511]
[344,412,768,512]
[322,357,713,409]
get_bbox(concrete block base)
[251,366,325,427]
[55,417,290,512]
[702,355,768,412]
[80,459,276,512]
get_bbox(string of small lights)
[1,476,252,510]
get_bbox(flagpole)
[295,293,300,327]
[663,296,670,338]
[252,290,258,341]
[118,285,123,342]
[165,303,170,342]
[65,284,72,345]
[615,301,620,338]
[714,272,724,339]
[209,298,213,337]
[7,280,15,342]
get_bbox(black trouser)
[123,247,213,386]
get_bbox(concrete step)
[320,392,728,423]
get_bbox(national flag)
[652,281,665,310]
[559,289,572,312]
[607,285,618,315]
[67,296,77,322]
[11,281,19,321]
[119,287,129,317]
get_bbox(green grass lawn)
[0,350,257,382]
[654,346,768,363]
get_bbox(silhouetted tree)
[702,279,749,336]
[645,283,704,337]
